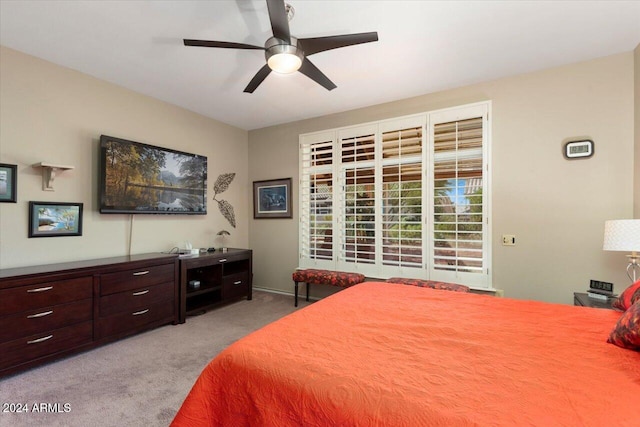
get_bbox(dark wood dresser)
[0,253,179,377]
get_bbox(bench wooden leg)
[306,282,310,302]
[294,281,299,307]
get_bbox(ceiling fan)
[183,0,378,93]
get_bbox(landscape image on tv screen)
[100,135,207,214]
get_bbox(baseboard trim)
[253,285,503,299]
[469,288,504,297]
[253,286,322,301]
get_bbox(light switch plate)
[502,235,516,246]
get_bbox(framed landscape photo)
[29,201,83,237]
[0,163,17,203]
[253,178,292,219]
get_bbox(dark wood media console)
[179,248,252,323]
[0,253,179,377]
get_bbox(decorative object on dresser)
[603,219,640,282]
[0,253,178,377]
[28,201,83,238]
[178,249,252,323]
[253,177,292,219]
[216,230,231,252]
[0,163,17,202]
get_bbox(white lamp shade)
[603,219,640,252]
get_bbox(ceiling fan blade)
[266,0,291,43]
[298,32,379,56]
[298,58,337,91]
[183,39,264,50]
[244,64,272,93]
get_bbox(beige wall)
[248,52,636,304]
[1,45,635,303]
[635,44,640,218]
[0,46,249,268]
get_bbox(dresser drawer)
[99,281,174,317]
[0,321,93,371]
[0,276,93,317]
[222,272,250,300]
[100,263,174,296]
[96,299,174,339]
[0,299,92,343]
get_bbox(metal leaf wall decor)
[212,173,236,228]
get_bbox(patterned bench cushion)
[386,277,470,292]
[292,269,366,288]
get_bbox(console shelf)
[187,284,222,298]
[178,249,252,323]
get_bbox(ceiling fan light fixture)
[184,0,379,92]
[266,44,303,74]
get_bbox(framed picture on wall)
[253,178,292,219]
[29,201,83,237]
[0,163,17,203]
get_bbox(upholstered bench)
[386,277,470,292]
[292,269,366,307]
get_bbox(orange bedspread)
[172,282,640,426]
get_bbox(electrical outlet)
[502,234,516,246]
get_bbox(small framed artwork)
[29,201,83,238]
[0,163,17,203]
[253,178,292,219]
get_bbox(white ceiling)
[1,1,639,130]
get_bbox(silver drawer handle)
[27,286,53,293]
[132,309,149,316]
[233,280,242,285]
[132,270,150,276]
[218,259,227,263]
[132,289,150,296]
[27,335,53,344]
[27,310,53,319]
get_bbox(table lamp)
[603,219,640,282]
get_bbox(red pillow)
[612,279,640,311]
[631,287,640,306]
[608,300,640,350]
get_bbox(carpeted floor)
[0,290,308,427]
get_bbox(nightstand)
[573,292,615,309]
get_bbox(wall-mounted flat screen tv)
[99,135,207,214]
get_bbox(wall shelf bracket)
[32,162,74,191]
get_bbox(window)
[299,102,491,288]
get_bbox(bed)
[171,282,640,426]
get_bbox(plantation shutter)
[380,122,424,275]
[299,132,335,269]
[338,127,377,272]
[430,104,488,287]
[299,102,491,289]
